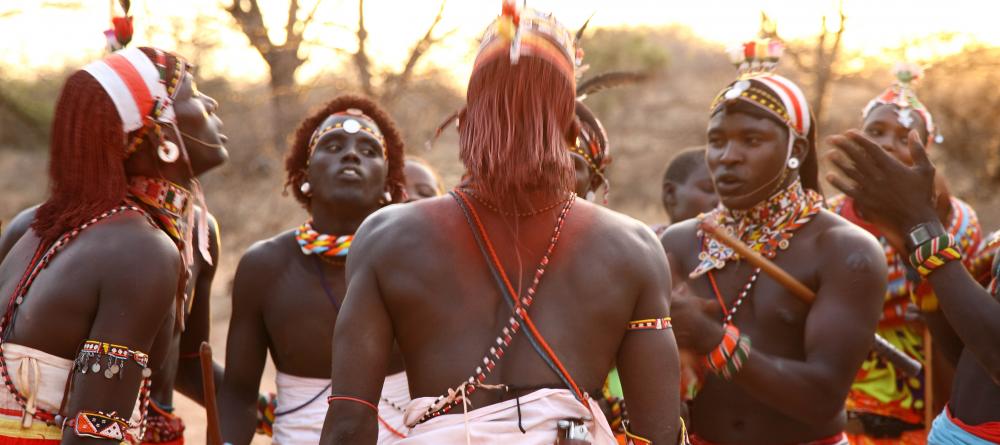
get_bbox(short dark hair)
[663,147,706,184]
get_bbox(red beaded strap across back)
[0,205,152,427]
[414,190,579,424]
[456,190,586,402]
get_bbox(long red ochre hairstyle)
[459,53,577,200]
[285,94,407,207]
[32,48,182,243]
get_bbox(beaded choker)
[128,177,192,246]
[295,221,353,260]
[691,179,824,278]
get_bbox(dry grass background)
[2,26,1000,442]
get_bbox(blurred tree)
[773,4,846,127]
[224,0,322,152]
[223,0,451,154]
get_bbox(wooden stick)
[700,221,923,377]
[200,342,223,445]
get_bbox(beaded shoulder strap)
[412,191,581,425]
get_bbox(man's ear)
[790,135,809,166]
[662,181,678,209]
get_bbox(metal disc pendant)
[109,364,120,374]
[343,119,361,134]
[91,363,101,373]
[142,368,152,378]
[104,369,113,379]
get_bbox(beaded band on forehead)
[307,110,387,157]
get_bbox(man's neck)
[310,201,379,235]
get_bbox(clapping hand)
[826,130,940,236]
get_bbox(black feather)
[576,13,594,42]
[119,0,131,14]
[576,71,650,100]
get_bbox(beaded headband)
[474,0,582,81]
[862,63,937,142]
[307,109,386,157]
[710,37,810,139]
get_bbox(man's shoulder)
[810,210,884,264]
[240,229,298,270]
[85,212,182,290]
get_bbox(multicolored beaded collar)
[128,176,192,245]
[295,221,353,260]
[690,179,824,277]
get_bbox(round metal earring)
[787,157,800,170]
[158,140,180,163]
[300,181,311,195]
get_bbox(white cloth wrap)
[0,343,142,441]
[273,370,412,445]
[399,388,617,444]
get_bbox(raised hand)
[826,130,940,235]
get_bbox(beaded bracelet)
[65,410,129,441]
[908,233,961,278]
[702,324,752,380]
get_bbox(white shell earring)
[383,191,392,203]
[585,190,596,202]
[158,140,180,163]
[300,181,311,195]
[787,157,800,169]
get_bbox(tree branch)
[224,0,274,65]
[353,0,374,96]
[285,0,299,42]
[382,0,448,102]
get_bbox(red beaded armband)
[627,317,672,331]
[75,340,152,380]
[65,410,129,441]
[702,324,751,380]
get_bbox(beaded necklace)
[127,177,192,245]
[693,179,823,326]
[464,188,573,217]
[691,179,824,278]
[295,221,352,260]
[0,205,153,428]
[414,190,576,424]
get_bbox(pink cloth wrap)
[399,388,616,444]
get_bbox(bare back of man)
[663,211,885,443]
[325,194,680,443]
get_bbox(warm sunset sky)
[1,0,996,84]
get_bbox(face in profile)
[403,160,442,202]
[706,109,792,210]
[173,73,228,175]
[663,164,718,223]
[307,114,388,208]
[861,104,929,166]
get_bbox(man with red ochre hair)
[219,94,409,445]
[319,2,683,444]
[0,45,226,444]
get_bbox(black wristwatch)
[906,222,945,251]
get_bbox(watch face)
[909,225,931,246]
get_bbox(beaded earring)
[787,157,800,170]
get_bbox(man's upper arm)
[63,231,179,439]
[223,244,271,392]
[180,212,220,355]
[805,227,886,396]
[617,228,681,444]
